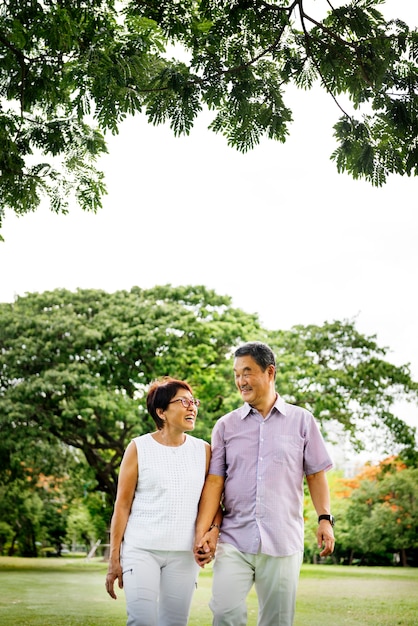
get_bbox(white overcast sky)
[1,0,417,444]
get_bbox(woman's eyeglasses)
[168,397,201,409]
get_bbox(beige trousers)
[210,542,303,626]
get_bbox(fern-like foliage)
[1,0,417,227]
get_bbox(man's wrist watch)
[318,514,335,526]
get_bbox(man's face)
[233,355,274,409]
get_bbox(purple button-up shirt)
[209,395,333,557]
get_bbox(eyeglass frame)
[168,397,201,409]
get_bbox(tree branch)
[0,32,27,116]
[296,1,353,119]
[258,0,299,12]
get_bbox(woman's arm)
[194,473,225,567]
[105,441,138,599]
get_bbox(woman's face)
[161,389,200,433]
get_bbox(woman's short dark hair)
[234,342,276,377]
[146,377,193,430]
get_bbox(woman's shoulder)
[131,432,153,448]
[186,434,210,450]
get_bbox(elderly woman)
[105,377,220,626]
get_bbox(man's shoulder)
[215,405,247,425]
[279,398,315,421]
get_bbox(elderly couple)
[105,342,335,626]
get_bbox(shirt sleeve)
[208,420,227,476]
[303,414,333,476]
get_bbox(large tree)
[1,1,417,230]
[267,321,418,455]
[0,286,417,508]
[339,459,418,566]
[0,285,260,500]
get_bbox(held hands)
[105,560,123,600]
[317,520,335,557]
[194,527,219,568]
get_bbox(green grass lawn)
[0,557,417,625]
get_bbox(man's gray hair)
[234,342,276,375]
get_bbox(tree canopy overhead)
[1,0,417,229]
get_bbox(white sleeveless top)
[122,433,207,551]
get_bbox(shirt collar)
[240,394,287,420]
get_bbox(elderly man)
[195,341,335,626]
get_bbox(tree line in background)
[304,457,418,567]
[1,0,418,232]
[0,285,417,563]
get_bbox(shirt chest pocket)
[273,435,304,465]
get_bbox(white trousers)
[121,548,199,626]
[210,543,303,626]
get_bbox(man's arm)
[194,474,225,567]
[306,470,335,557]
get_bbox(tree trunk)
[8,534,17,556]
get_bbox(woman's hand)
[194,526,219,568]
[105,560,123,599]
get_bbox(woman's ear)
[156,408,165,421]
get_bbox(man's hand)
[317,520,335,557]
[194,528,219,568]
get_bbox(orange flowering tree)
[335,458,418,566]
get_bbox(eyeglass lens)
[179,398,200,408]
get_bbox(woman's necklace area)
[153,431,186,448]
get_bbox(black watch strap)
[318,514,335,526]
